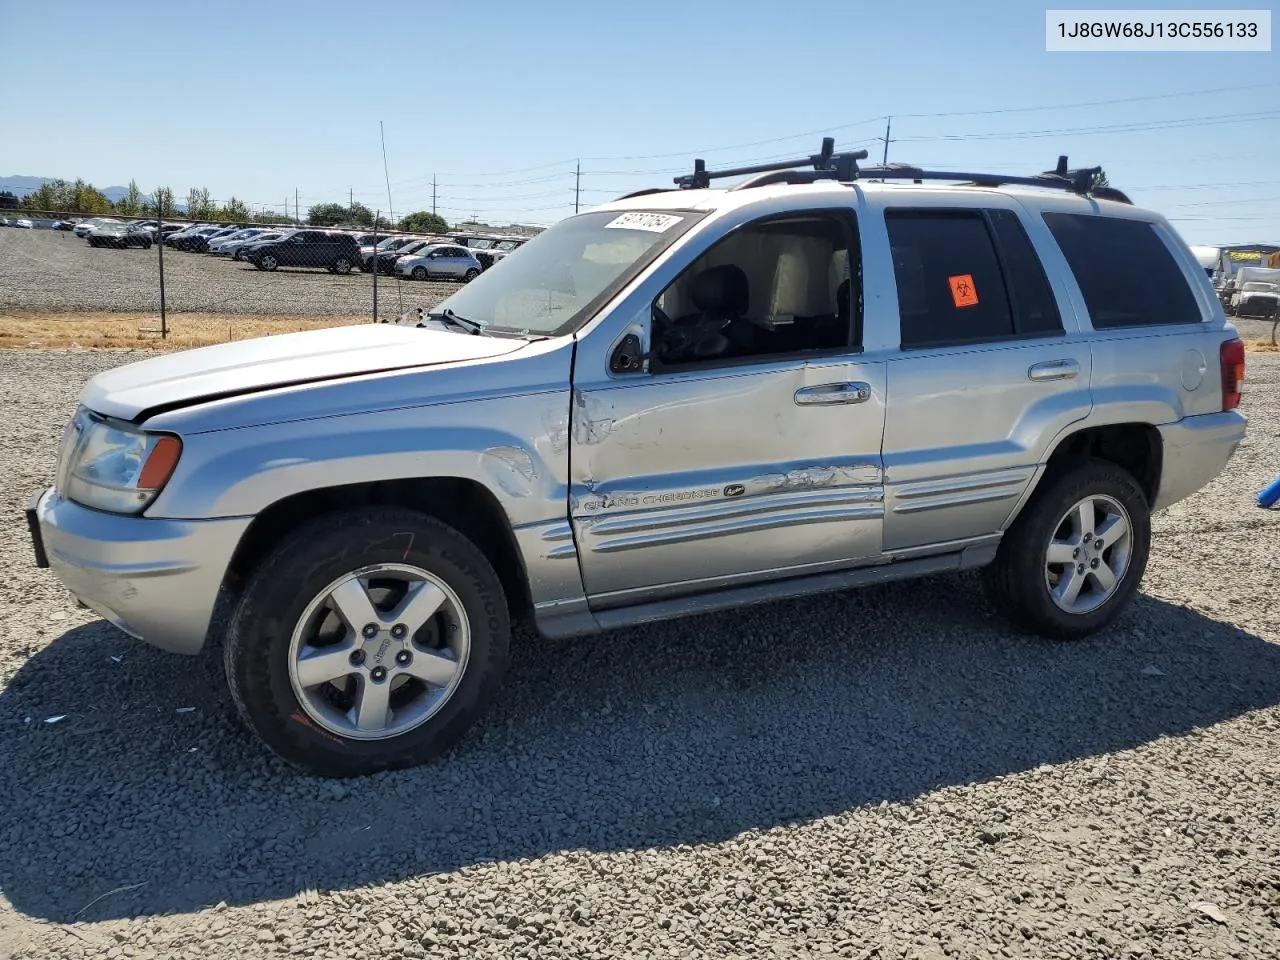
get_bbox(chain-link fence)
[0,206,540,349]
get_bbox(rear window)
[1042,213,1203,328]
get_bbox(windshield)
[375,237,403,250]
[1242,282,1277,292]
[428,208,705,336]
[468,239,495,249]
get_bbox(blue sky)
[0,0,1276,244]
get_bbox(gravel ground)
[1,348,1278,960]
[0,227,457,320]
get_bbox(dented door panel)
[569,357,888,604]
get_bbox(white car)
[74,217,119,238]
[13,218,33,229]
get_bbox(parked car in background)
[368,237,437,274]
[13,218,34,229]
[246,229,363,273]
[359,235,420,271]
[208,228,272,254]
[51,219,77,231]
[171,226,228,251]
[225,230,292,260]
[1229,267,1280,320]
[394,243,482,282]
[74,217,119,238]
[188,226,244,253]
[87,221,153,248]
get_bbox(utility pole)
[432,175,437,216]
[574,159,581,214]
[349,187,353,218]
[879,116,894,165]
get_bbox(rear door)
[877,198,1094,553]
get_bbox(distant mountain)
[0,175,52,196]
[0,175,187,212]
[1,175,133,201]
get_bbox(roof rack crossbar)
[671,140,1104,197]
[675,136,870,189]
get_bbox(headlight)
[57,408,182,514]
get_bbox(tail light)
[1220,337,1245,411]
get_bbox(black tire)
[258,253,278,271]
[334,257,353,274]
[463,268,479,282]
[411,266,427,281]
[223,507,511,778]
[981,457,1151,641]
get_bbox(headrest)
[836,278,850,317]
[690,264,749,316]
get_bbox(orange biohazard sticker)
[948,274,979,308]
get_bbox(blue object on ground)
[1259,475,1280,508]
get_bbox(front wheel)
[334,257,353,275]
[257,254,279,271]
[411,266,427,281]
[223,508,511,777]
[981,458,1151,641]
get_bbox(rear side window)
[986,209,1063,337]
[1042,213,1203,328]
[885,210,1014,348]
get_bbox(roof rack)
[673,137,868,190]
[612,139,1111,203]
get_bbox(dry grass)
[6,310,1279,356]
[0,311,365,351]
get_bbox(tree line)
[2,179,451,234]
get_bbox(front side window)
[649,210,860,370]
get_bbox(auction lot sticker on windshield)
[605,212,684,233]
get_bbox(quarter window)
[1042,213,1203,328]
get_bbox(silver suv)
[25,143,1248,778]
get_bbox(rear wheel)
[223,508,511,778]
[463,268,480,282]
[981,458,1150,641]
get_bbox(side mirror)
[609,333,649,374]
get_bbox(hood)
[80,322,530,422]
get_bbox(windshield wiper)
[426,307,488,335]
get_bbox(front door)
[569,207,888,608]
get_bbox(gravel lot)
[0,227,457,320]
[1,348,1278,960]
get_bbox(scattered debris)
[176,707,196,714]
[1190,901,1228,925]
[44,715,67,724]
[1141,664,1166,677]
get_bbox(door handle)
[794,381,872,405]
[1027,359,1079,382]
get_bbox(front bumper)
[1153,410,1248,512]
[28,487,253,655]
